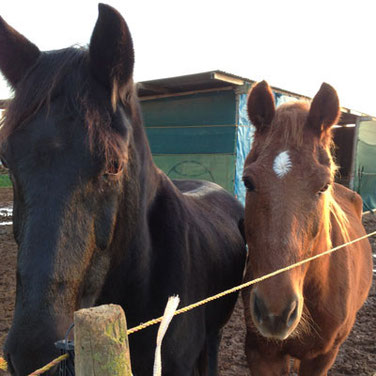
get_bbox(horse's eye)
[318,183,330,195]
[102,160,121,179]
[243,177,255,192]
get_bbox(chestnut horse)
[0,5,246,375]
[242,81,373,375]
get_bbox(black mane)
[1,47,136,172]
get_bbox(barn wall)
[153,154,236,193]
[141,90,236,127]
[141,90,238,193]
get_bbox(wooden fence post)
[74,304,132,376]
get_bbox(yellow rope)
[27,353,68,375]
[3,229,376,375]
[0,357,7,371]
[127,229,376,335]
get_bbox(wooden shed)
[138,71,376,208]
[0,72,375,208]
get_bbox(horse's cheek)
[94,205,117,251]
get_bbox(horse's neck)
[103,153,159,308]
[303,215,333,288]
[114,109,164,258]
[133,122,161,204]
[111,100,184,273]
[128,97,183,207]
[305,207,352,300]
[106,155,175,315]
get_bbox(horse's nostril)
[253,294,267,325]
[254,296,262,324]
[285,299,299,327]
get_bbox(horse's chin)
[255,324,297,341]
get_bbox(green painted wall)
[141,90,238,193]
[153,154,236,193]
[145,126,235,154]
[141,90,236,127]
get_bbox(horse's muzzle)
[252,291,300,340]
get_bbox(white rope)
[153,295,180,376]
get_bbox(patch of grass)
[0,174,11,188]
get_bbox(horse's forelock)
[268,101,309,147]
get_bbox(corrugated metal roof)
[137,70,373,125]
[0,70,373,124]
[137,70,246,97]
[137,70,311,100]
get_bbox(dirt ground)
[0,187,375,375]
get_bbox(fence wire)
[127,229,376,335]
[3,225,373,375]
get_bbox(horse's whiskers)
[290,306,319,341]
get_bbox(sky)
[1,0,375,115]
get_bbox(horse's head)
[243,81,341,340]
[0,5,140,374]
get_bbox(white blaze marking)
[273,151,292,178]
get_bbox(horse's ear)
[247,81,275,132]
[89,4,134,93]
[0,16,40,88]
[307,83,340,135]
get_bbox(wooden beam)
[137,83,172,95]
[139,86,233,101]
[213,72,244,86]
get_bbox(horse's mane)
[266,101,350,249]
[323,185,350,249]
[0,47,134,174]
[0,48,85,142]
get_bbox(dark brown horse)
[0,5,246,375]
[242,81,373,375]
